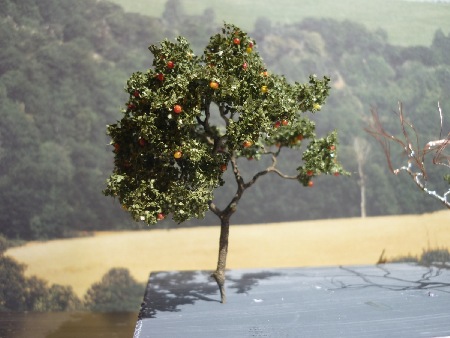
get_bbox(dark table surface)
[135,264,450,338]
[0,312,139,338]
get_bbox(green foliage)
[31,283,82,311]
[0,245,81,311]
[0,0,166,239]
[1,239,140,312]
[104,24,344,225]
[432,29,450,66]
[0,255,27,311]
[445,174,450,185]
[1,0,450,239]
[111,0,450,47]
[0,236,7,254]
[84,268,145,312]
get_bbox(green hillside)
[110,0,450,46]
[1,0,449,240]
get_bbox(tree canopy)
[104,24,343,226]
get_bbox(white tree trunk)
[353,137,371,218]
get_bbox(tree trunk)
[359,168,366,218]
[211,217,230,303]
[353,137,370,218]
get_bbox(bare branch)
[219,103,231,126]
[432,135,450,169]
[218,154,246,217]
[267,167,299,180]
[244,152,298,189]
[366,102,450,209]
[365,108,399,174]
[208,201,222,217]
[243,168,271,189]
[439,101,444,140]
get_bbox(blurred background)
[1,0,450,337]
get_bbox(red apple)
[173,105,182,114]
[233,37,240,45]
[167,61,175,69]
[308,181,314,187]
[334,171,340,176]
[306,170,314,176]
[243,140,252,148]
[133,90,140,98]
[329,145,336,151]
[157,213,165,220]
[113,143,120,153]
[220,164,227,172]
[127,103,135,110]
[242,62,248,70]
[274,121,281,128]
[282,119,288,126]
[248,41,254,48]
[296,134,304,141]
[156,73,164,81]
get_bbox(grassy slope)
[6,210,450,297]
[111,0,450,46]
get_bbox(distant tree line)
[248,18,450,220]
[1,0,449,240]
[2,233,448,312]
[0,236,144,312]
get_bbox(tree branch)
[366,102,450,209]
[244,152,298,189]
[230,154,245,192]
[208,201,222,217]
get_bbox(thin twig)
[366,103,449,209]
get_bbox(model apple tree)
[104,24,345,303]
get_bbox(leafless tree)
[366,102,450,209]
[353,137,371,217]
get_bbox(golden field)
[5,210,450,297]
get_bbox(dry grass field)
[5,210,450,297]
